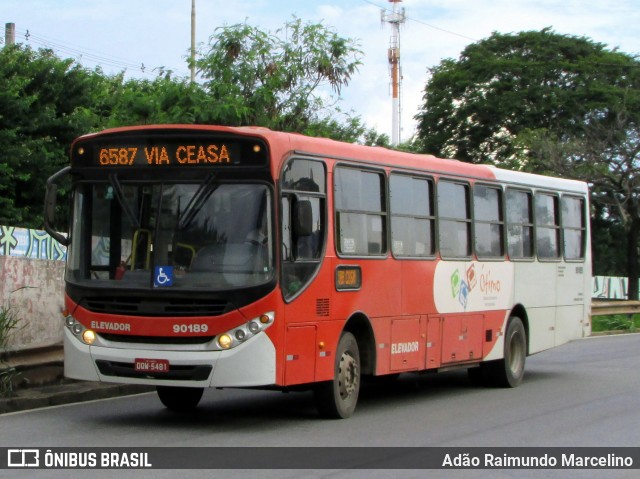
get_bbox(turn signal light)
[213,312,275,351]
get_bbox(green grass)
[591,314,640,333]
[0,305,21,397]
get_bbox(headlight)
[82,330,96,345]
[64,315,96,345]
[218,334,233,349]
[213,312,274,351]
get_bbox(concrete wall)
[0,226,66,352]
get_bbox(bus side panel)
[482,310,511,361]
[284,325,317,385]
[425,315,442,369]
[440,314,484,364]
[331,257,403,376]
[513,262,557,354]
[433,260,514,363]
[371,317,391,376]
[389,317,422,371]
[555,262,590,345]
[281,259,335,386]
[401,260,437,315]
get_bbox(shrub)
[0,305,21,397]
[592,314,638,333]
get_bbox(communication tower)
[381,0,406,146]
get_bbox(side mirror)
[44,166,71,246]
[293,200,313,237]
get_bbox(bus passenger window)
[474,185,504,258]
[334,167,387,256]
[535,193,560,260]
[390,174,435,258]
[562,196,586,261]
[437,180,471,258]
[506,189,534,259]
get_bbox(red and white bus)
[45,125,591,418]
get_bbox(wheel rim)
[338,350,359,400]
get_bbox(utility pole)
[190,0,196,82]
[5,23,15,46]
[381,0,405,146]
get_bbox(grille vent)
[316,298,330,317]
[81,296,233,317]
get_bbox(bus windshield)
[67,179,274,291]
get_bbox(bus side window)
[390,173,435,258]
[506,189,534,259]
[437,179,472,258]
[334,167,387,256]
[562,196,586,261]
[535,193,561,260]
[474,184,504,258]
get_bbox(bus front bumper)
[63,328,276,389]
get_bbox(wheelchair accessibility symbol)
[154,266,174,287]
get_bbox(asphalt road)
[1,334,639,479]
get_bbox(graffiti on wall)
[0,225,67,261]
[592,276,633,300]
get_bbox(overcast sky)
[3,0,639,141]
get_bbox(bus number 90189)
[172,324,209,334]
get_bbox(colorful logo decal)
[459,279,469,309]
[466,263,477,291]
[450,269,461,298]
[436,261,512,314]
[449,263,497,310]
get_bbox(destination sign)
[72,135,268,169]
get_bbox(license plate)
[134,358,170,373]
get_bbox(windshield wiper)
[178,173,217,230]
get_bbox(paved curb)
[0,345,153,414]
[0,382,153,414]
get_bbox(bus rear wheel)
[156,386,204,411]
[314,332,360,419]
[489,316,527,387]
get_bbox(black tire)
[156,386,204,411]
[487,316,527,388]
[314,332,360,419]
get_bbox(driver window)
[280,159,326,301]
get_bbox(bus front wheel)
[156,386,204,411]
[314,332,361,419]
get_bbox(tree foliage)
[0,46,101,226]
[415,29,640,293]
[196,18,363,134]
[0,19,376,228]
[416,29,638,166]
